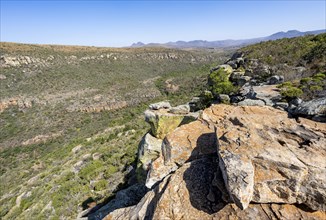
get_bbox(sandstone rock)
[146,120,217,188]
[218,150,254,210]
[238,99,265,106]
[253,85,282,106]
[137,133,162,182]
[230,71,245,82]
[149,101,171,110]
[237,76,251,87]
[202,104,326,211]
[275,102,289,110]
[144,109,198,139]
[218,94,230,104]
[292,97,326,117]
[269,75,284,85]
[104,157,326,220]
[168,104,190,114]
[289,97,303,107]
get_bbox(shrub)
[94,180,107,191]
[78,160,104,181]
[309,85,323,91]
[300,77,312,84]
[280,86,303,99]
[208,69,237,95]
[103,164,118,178]
[277,81,293,88]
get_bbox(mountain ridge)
[131,29,326,48]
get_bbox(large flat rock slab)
[202,104,326,211]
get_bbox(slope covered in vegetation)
[0,42,230,219]
[240,33,326,73]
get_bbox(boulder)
[219,150,254,210]
[218,94,230,104]
[238,99,265,106]
[188,97,201,112]
[146,120,217,188]
[202,104,326,211]
[144,109,198,139]
[269,75,284,85]
[289,97,303,107]
[239,85,282,106]
[168,104,190,114]
[292,97,326,117]
[230,71,245,82]
[237,76,251,87]
[230,95,245,104]
[136,133,163,182]
[274,102,289,110]
[148,101,171,110]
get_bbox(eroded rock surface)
[104,157,326,220]
[144,108,198,139]
[97,104,326,220]
[146,120,217,188]
[202,104,326,211]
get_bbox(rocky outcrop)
[104,157,326,220]
[202,104,326,211]
[136,133,162,182]
[149,101,171,110]
[144,108,198,139]
[100,104,326,219]
[291,97,326,118]
[146,120,217,188]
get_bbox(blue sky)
[0,1,325,47]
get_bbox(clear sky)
[0,0,325,47]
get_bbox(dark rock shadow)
[183,132,227,214]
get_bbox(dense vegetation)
[241,33,326,72]
[0,42,230,219]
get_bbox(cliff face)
[90,103,326,220]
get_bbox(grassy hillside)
[0,42,230,219]
[240,33,326,72]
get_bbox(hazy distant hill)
[131,29,326,48]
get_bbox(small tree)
[208,68,237,95]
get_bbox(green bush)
[277,81,293,88]
[310,85,323,91]
[300,77,312,84]
[280,86,303,98]
[94,180,107,191]
[78,160,104,181]
[208,69,237,95]
[103,164,119,178]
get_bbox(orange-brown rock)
[98,104,326,220]
[202,104,326,211]
[146,120,216,188]
[104,157,326,220]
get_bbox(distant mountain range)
[131,29,326,48]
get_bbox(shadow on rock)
[183,133,227,215]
